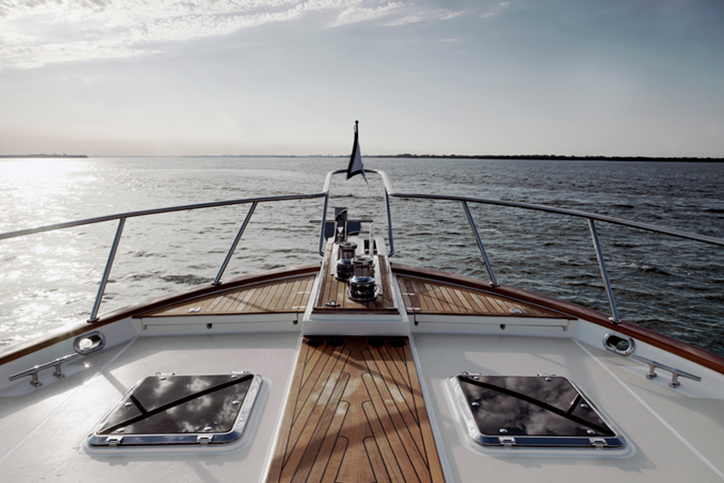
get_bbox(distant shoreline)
[370,154,724,162]
[0,154,88,158]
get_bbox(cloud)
[482,2,510,19]
[384,9,463,27]
[327,2,403,27]
[1,42,155,70]
[0,0,407,69]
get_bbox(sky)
[1,0,723,157]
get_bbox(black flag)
[347,120,368,184]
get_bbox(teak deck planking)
[397,275,569,318]
[142,275,315,317]
[265,337,445,483]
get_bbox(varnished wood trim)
[392,263,724,375]
[0,263,321,366]
[265,337,445,483]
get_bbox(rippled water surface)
[1,157,722,355]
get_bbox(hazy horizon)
[3,153,724,160]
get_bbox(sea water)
[1,157,722,355]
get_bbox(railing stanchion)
[588,218,621,323]
[212,202,258,285]
[318,193,330,256]
[384,189,395,257]
[462,201,499,287]
[88,218,126,322]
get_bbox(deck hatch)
[88,373,261,447]
[450,374,624,448]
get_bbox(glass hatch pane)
[458,375,614,437]
[88,373,261,447]
[452,374,625,448]
[99,374,253,435]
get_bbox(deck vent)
[87,372,262,447]
[449,374,625,449]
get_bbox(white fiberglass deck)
[0,333,300,482]
[1,328,723,482]
[415,333,724,483]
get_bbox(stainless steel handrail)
[382,191,724,247]
[0,193,326,241]
[1,192,327,322]
[3,169,395,323]
[2,168,722,328]
[374,170,724,324]
[317,169,396,256]
[1,169,393,322]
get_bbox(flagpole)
[358,120,369,186]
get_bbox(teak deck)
[142,275,315,317]
[265,337,445,483]
[397,275,570,318]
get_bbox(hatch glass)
[88,373,261,447]
[450,374,625,448]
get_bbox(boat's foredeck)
[133,260,569,323]
[1,260,723,483]
[2,330,722,482]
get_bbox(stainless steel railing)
[0,169,388,324]
[373,169,724,324]
[2,168,722,326]
[1,169,394,323]
[1,193,327,322]
[317,169,396,257]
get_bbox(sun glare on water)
[0,158,98,346]
[0,158,93,229]
[2,158,85,185]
